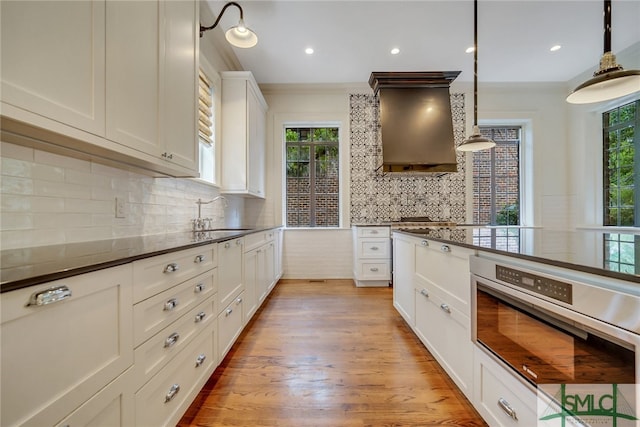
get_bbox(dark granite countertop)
[0,227,280,293]
[395,226,640,284]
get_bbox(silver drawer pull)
[370,267,379,272]
[195,354,207,368]
[370,230,379,234]
[164,332,180,348]
[164,298,178,311]
[224,242,231,249]
[165,384,180,403]
[440,244,450,252]
[236,239,242,246]
[236,297,243,304]
[421,240,428,246]
[28,285,72,306]
[195,311,206,323]
[420,289,429,298]
[163,263,179,273]
[440,303,451,314]
[370,246,379,251]
[194,283,204,293]
[194,254,205,263]
[225,308,233,316]
[498,397,518,420]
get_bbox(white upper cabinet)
[0,0,198,177]
[1,1,106,135]
[221,71,267,198]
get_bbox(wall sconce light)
[200,1,258,48]
[566,0,640,104]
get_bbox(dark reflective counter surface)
[0,228,272,292]
[396,226,640,284]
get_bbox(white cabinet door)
[1,265,133,427]
[217,238,244,310]
[162,0,198,172]
[1,0,106,135]
[106,0,161,156]
[221,71,267,197]
[243,248,259,323]
[392,233,415,326]
[217,293,244,361]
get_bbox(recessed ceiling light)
[305,47,314,55]
[550,45,562,52]
[390,47,400,55]
[465,46,475,53]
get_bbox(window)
[604,233,639,274]
[603,100,639,227]
[197,64,220,185]
[472,126,521,226]
[285,127,339,227]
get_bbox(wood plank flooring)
[178,279,487,427]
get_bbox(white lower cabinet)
[392,233,416,326]
[0,265,134,427]
[474,346,539,426]
[218,292,245,361]
[135,324,217,427]
[55,369,135,427]
[352,226,391,287]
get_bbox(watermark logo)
[538,384,638,427]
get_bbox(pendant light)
[200,2,258,48]
[457,0,495,152]
[566,0,640,104]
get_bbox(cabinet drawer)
[134,295,217,389]
[55,368,134,427]
[133,270,216,346]
[474,346,538,426]
[218,292,244,362]
[1,265,133,427]
[356,261,390,280]
[133,245,215,303]
[244,230,275,252]
[357,226,390,238]
[357,239,390,258]
[135,326,216,427]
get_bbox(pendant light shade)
[567,0,640,104]
[457,0,495,152]
[200,2,258,48]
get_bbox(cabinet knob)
[225,308,233,316]
[163,263,179,273]
[440,244,450,253]
[420,289,429,298]
[194,311,206,323]
[195,354,207,368]
[164,332,180,348]
[194,283,205,293]
[370,267,379,272]
[165,384,180,403]
[370,246,379,251]
[421,240,428,247]
[497,397,518,420]
[194,254,205,263]
[28,285,72,307]
[370,230,379,234]
[440,303,451,314]
[236,297,243,304]
[236,239,242,246]
[224,242,231,249]
[164,298,179,311]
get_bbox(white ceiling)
[205,0,640,86]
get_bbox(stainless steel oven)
[470,255,640,388]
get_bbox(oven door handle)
[498,397,518,420]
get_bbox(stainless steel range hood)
[369,71,461,173]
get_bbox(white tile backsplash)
[0,141,243,249]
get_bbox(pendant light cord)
[604,0,611,53]
[473,0,478,127]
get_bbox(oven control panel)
[496,265,573,304]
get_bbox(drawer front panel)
[134,271,215,346]
[217,293,244,362]
[135,326,216,427]
[133,246,215,303]
[357,227,390,238]
[357,261,390,279]
[134,295,216,389]
[358,239,390,258]
[1,265,133,427]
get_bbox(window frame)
[193,56,221,187]
[284,125,341,228]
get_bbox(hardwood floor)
[178,279,487,427]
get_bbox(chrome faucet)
[192,196,227,231]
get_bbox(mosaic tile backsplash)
[349,93,467,224]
